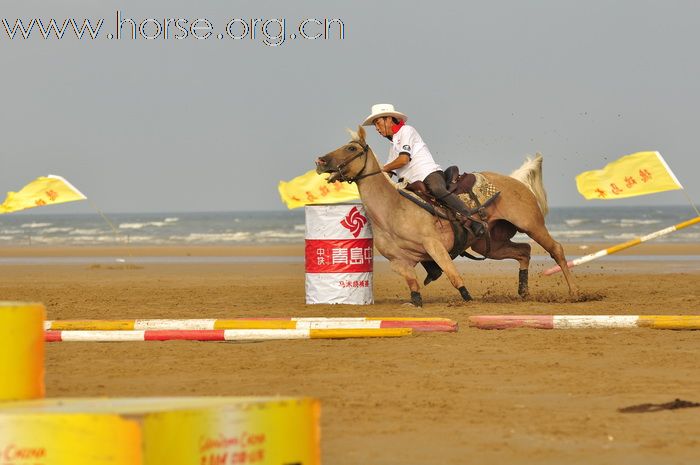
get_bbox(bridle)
[330,140,383,184]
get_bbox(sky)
[2,0,699,213]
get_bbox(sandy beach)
[2,244,699,464]
[6,0,700,462]
[3,241,700,257]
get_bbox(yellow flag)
[0,175,87,214]
[278,169,359,209]
[576,151,683,200]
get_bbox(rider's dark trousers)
[423,171,470,216]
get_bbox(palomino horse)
[315,126,577,307]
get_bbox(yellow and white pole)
[0,301,45,401]
[543,216,700,276]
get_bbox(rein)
[332,141,383,184]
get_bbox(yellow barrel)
[0,302,45,401]
[0,396,320,465]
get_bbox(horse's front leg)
[389,259,422,307]
[423,238,472,301]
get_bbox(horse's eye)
[347,146,356,152]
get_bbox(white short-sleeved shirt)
[387,124,441,183]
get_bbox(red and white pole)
[305,204,373,304]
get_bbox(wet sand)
[1,245,699,464]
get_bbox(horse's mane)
[509,153,549,216]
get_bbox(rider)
[361,103,483,237]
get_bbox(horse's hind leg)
[523,226,578,296]
[390,260,423,307]
[473,240,532,297]
[423,238,472,301]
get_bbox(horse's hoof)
[422,267,442,286]
[518,286,529,299]
[423,271,442,286]
[518,270,529,298]
[458,286,472,301]
[410,291,423,307]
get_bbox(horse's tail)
[509,153,549,217]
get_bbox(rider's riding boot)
[441,193,485,237]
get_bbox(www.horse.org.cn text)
[1,11,346,46]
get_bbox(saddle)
[404,166,498,227]
[401,166,501,285]
[406,167,478,202]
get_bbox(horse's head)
[315,126,371,183]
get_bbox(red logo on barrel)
[305,238,373,273]
[340,206,367,238]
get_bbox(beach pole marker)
[44,317,457,332]
[469,315,700,330]
[637,315,700,330]
[543,216,700,276]
[45,327,413,342]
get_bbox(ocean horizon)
[1,205,698,246]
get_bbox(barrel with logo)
[305,204,373,304]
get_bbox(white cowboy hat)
[361,103,408,126]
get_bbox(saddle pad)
[458,173,498,210]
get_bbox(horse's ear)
[357,125,366,143]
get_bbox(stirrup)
[469,221,485,238]
[454,211,485,238]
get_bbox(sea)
[0,206,698,247]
